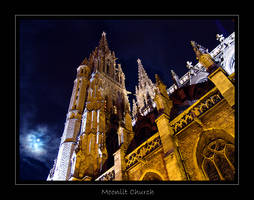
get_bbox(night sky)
[18,16,235,181]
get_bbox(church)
[47,31,236,181]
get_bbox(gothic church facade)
[48,32,236,181]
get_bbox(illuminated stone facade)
[48,32,236,181]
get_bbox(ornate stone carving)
[97,168,115,181]
[154,74,173,117]
[170,88,223,135]
[125,134,162,170]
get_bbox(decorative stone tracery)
[125,133,162,170]
[170,88,223,135]
[196,129,235,181]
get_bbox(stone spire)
[170,69,181,87]
[154,74,173,117]
[81,57,89,65]
[191,40,217,73]
[137,58,153,88]
[135,58,156,116]
[98,31,110,54]
[190,41,208,56]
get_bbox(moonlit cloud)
[19,112,60,166]
[20,125,49,156]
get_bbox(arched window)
[104,128,118,169]
[201,139,235,180]
[142,172,162,181]
[196,130,235,181]
[106,63,109,74]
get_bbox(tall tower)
[133,58,156,118]
[47,55,91,181]
[48,32,133,181]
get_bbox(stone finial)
[191,40,201,60]
[216,34,225,42]
[99,31,109,52]
[81,57,89,65]
[190,40,215,71]
[155,74,168,98]
[132,99,137,119]
[154,74,173,117]
[155,74,161,85]
[186,61,193,69]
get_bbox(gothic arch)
[139,169,165,181]
[195,129,235,181]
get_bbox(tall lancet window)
[96,132,99,144]
[106,63,109,74]
[97,109,100,132]
[120,76,122,85]
[96,110,100,144]
[89,137,93,153]
[70,153,76,177]
[81,109,87,133]
[118,127,124,146]
[121,131,124,144]
[91,111,94,129]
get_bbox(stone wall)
[126,148,169,181]
[176,99,235,180]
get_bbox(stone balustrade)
[125,133,162,170]
[169,87,224,135]
[95,166,115,181]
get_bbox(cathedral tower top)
[98,31,110,54]
[79,32,125,88]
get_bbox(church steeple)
[134,58,156,116]
[137,58,152,89]
[83,32,126,88]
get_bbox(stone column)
[113,146,127,180]
[155,114,187,181]
[208,67,235,107]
